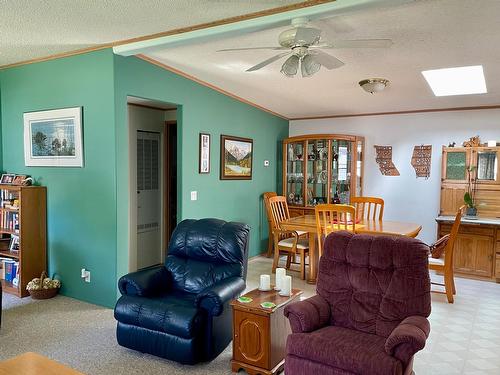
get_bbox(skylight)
[421,65,487,96]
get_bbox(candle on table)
[275,268,286,291]
[280,275,292,297]
[259,274,271,290]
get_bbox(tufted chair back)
[165,218,250,294]
[317,231,431,338]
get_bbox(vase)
[466,207,477,216]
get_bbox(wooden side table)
[231,288,302,375]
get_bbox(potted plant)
[464,166,478,216]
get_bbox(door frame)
[163,120,177,252]
[128,104,167,272]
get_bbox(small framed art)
[199,133,211,174]
[12,175,27,186]
[0,174,15,184]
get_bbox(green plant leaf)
[464,192,474,208]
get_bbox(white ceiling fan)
[217,17,393,78]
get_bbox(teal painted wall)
[0,50,117,307]
[114,55,288,280]
[0,49,288,306]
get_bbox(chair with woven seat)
[269,196,309,280]
[428,205,464,303]
[351,196,385,221]
[315,203,356,258]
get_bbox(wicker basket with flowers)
[27,271,61,299]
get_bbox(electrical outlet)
[264,160,270,167]
[81,268,91,283]
[191,191,197,201]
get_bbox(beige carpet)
[2,256,500,374]
[0,293,236,374]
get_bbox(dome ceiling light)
[359,78,389,93]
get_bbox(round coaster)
[260,302,277,309]
[237,296,253,303]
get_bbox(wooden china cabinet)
[438,145,500,282]
[282,134,364,216]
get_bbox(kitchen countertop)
[436,215,500,226]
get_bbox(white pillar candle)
[280,275,292,297]
[275,268,286,291]
[259,274,271,291]
[488,140,497,147]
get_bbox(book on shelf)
[3,259,18,283]
[0,211,19,232]
[0,189,20,210]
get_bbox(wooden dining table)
[280,215,422,284]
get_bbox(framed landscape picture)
[220,135,253,180]
[23,107,83,167]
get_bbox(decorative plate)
[237,296,253,303]
[260,302,276,309]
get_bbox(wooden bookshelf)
[0,185,46,297]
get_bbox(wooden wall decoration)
[374,145,400,176]
[411,145,432,178]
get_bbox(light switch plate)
[191,191,197,201]
[264,160,270,167]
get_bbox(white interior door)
[137,131,161,269]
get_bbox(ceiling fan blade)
[310,50,344,70]
[331,39,393,48]
[217,46,287,52]
[246,52,291,72]
[294,27,322,45]
[311,18,355,35]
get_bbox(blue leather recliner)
[114,218,250,364]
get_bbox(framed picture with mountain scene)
[23,107,83,167]
[220,135,253,180]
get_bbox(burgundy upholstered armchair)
[284,231,431,375]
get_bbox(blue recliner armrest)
[118,265,170,297]
[195,276,245,316]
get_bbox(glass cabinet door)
[285,141,305,205]
[331,140,352,204]
[355,140,363,196]
[305,139,329,207]
[444,150,469,182]
[476,149,498,182]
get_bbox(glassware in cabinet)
[285,141,305,205]
[305,139,329,207]
[331,139,352,204]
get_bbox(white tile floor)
[247,256,500,375]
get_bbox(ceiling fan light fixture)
[281,55,300,77]
[359,78,389,94]
[301,54,321,78]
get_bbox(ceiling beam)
[114,0,413,56]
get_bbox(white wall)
[290,108,500,243]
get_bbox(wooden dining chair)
[315,204,356,257]
[269,196,309,280]
[263,192,277,257]
[351,196,385,221]
[428,205,464,303]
